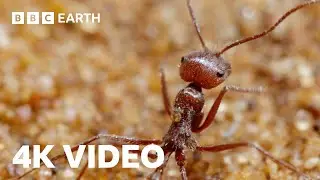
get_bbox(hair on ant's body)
[14,0,320,180]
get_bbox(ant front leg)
[175,150,187,180]
[197,142,308,178]
[192,85,264,133]
[14,134,161,180]
[160,68,172,117]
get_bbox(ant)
[14,0,319,179]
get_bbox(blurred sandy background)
[0,0,319,179]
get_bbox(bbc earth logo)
[11,12,100,24]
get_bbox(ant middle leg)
[192,85,265,133]
[76,159,89,180]
[15,134,161,179]
[148,151,172,180]
[160,68,172,117]
[76,147,159,180]
[197,142,307,178]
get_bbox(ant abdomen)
[179,51,231,89]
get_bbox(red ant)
[14,0,319,179]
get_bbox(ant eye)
[216,72,224,78]
[181,57,186,63]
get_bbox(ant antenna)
[216,0,320,56]
[186,0,208,51]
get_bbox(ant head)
[179,51,231,89]
[183,0,319,89]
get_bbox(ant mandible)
[15,0,319,179]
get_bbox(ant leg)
[15,134,161,179]
[175,150,187,180]
[192,85,264,133]
[147,151,172,180]
[160,68,172,117]
[197,142,307,177]
[179,165,187,180]
[75,147,159,180]
[76,159,88,180]
[191,112,204,132]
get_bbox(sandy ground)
[0,0,319,179]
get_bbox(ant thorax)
[162,83,204,151]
